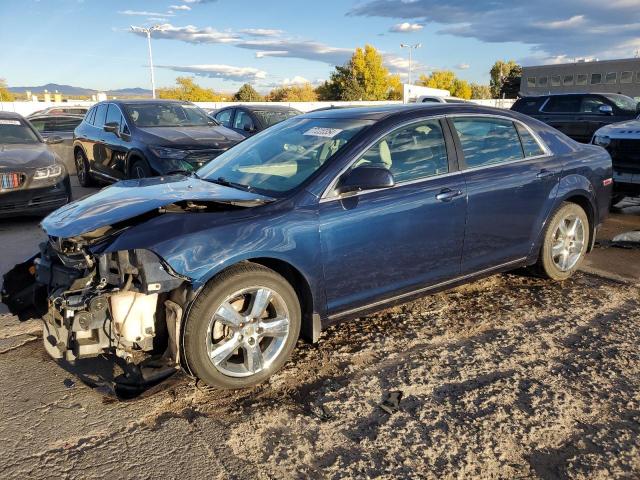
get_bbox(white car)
[592,118,640,205]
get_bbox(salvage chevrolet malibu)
[2,104,612,390]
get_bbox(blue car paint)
[40,104,612,331]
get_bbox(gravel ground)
[1,272,639,479]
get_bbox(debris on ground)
[379,390,403,414]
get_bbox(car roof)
[0,111,24,120]
[28,113,85,120]
[300,103,502,121]
[110,99,192,105]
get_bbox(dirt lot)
[0,190,639,479]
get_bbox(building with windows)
[520,58,640,99]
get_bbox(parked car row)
[2,103,613,390]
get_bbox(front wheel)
[74,150,95,187]
[536,202,589,281]
[129,158,152,179]
[183,263,301,389]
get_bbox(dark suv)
[512,93,640,143]
[73,100,244,186]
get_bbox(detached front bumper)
[0,175,71,217]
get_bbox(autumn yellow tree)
[0,79,15,101]
[418,70,472,99]
[157,77,225,102]
[320,45,401,101]
[267,83,318,102]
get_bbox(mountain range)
[8,83,152,97]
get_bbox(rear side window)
[354,119,449,183]
[52,117,82,132]
[93,104,108,128]
[234,110,255,131]
[542,96,581,113]
[453,117,523,169]
[215,109,233,128]
[515,123,545,157]
[512,98,544,114]
[85,107,97,125]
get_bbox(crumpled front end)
[2,235,189,371]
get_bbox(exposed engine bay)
[2,235,192,395]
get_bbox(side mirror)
[336,165,395,195]
[45,135,64,145]
[598,105,613,115]
[103,122,119,134]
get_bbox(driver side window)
[353,119,449,183]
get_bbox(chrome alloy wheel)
[551,214,586,271]
[205,287,290,378]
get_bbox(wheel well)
[564,195,596,251]
[127,153,144,176]
[247,258,317,343]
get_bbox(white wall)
[1,99,513,117]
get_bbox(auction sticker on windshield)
[0,120,21,125]
[303,127,343,138]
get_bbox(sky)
[1,0,639,93]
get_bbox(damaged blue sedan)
[1,104,612,389]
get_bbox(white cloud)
[239,28,284,37]
[389,22,424,33]
[118,10,174,17]
[281,76,310,85]
[455,63,470,70]
[169,5,191,11]
[131,23,239,44]
[159,64,267,82]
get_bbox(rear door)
[449,115,561,274]
[87,103,108,174]
[320,118,467,315]
[97,104,128,179]
[538,95,583,141]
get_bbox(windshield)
[0,119,41,144]
[604,94,638,111]
[124,103,212,127]
[253,109,299,128]
[198,117,373,195]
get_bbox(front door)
[319,118,467,315]
[449,116,561,274]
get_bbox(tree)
[234,83,263,102]
[489,60,522,98]
[417,70,472,99]
[470,83,492,99]
[0,79,15,101]
[266,83,318,102]
[321,44,399,101]
[157,77,224,102]
[387,74,403,100]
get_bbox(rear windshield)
[124,103,212,127]
[253,109,299,127]
[0,118,40,144]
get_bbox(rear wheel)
[183,263,301,389]
[536,202,589,281]
[129,158,152,179]
[74,149,95,187]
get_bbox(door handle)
[436,188,463,202]
[536,169,556,179]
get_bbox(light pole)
[131,25,163,99]
[400,43,421,86]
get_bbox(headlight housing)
[33,164,63,180]
[593,135,611,148]
[149,146,190,159]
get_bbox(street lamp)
[131,25,163,99]
[400,43,422,86]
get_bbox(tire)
[129,158,152,179]
[74,149,95,187]
[183,263,301,389]
[536,202,590,281]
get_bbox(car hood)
[595,119,640,139]
[42,175,274,238]
[138,125,244,148]
[0,143,55,170]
